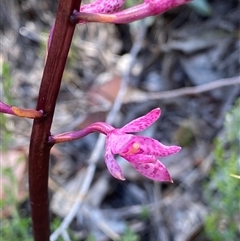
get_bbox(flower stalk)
[0,101,43,119]
[49,122,113,144]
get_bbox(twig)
[50,20,147,241]
[124,76,240,103]
[81,205,121,240]
[153,180,169,241]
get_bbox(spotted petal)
[80,0,125,14]
[122,154,157,163]
[130,160,172,182]
[120,108,161,133]
[120,135,181,157]
[105,136,125,180]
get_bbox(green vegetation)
[1,61,13,150]
[119,227,140,241]
[204,98,240,241]
[1,165,32,241]
[125,0,141,8]
[1,61,14,104]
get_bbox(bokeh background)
[1,0,239,240]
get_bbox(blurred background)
[0,0,239,240]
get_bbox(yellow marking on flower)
[121,142,140,155]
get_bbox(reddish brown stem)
[28,0,81,240]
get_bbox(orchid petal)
[130,160,172,182]
[109,131,133,154]
[105,136,125,180]
[120,135,181,157]
[120,108,161,133]
[122,154,157,163]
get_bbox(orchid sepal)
[105,136,125,180]
[123,154,173,182]
[120,108,161,133]
[130,161,173,182]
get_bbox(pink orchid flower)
[50,108,181,182]
[104,108,181,182]
[72,0,192,24]
[48,0,191,49]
